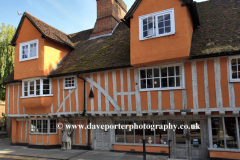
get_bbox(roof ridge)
[68,28,94,37]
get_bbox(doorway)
[173,120,207,160]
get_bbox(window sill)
[139,87,186,92]
[113,143,168,147]
[29,133,57,135]
[140,32,175,41]
[21,94,53,99]
[19,57,38,62]
[64,87,76,90]
[208,148,240,152]
[230,79,240,83]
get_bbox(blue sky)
[0,0,207,34]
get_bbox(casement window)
[30,119,57,134]
[139,63,184,91]
[19,39,38,62]
[22,78,52,97]
[139,8,175,40]
[64,76,75,89]
[211,117,240,149]
[229,57,240,82]
[115,120,168,145]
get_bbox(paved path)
[0,139,168,160]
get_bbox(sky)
[0,0,207,34]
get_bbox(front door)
[95,118,110,150]
[174,120,203,160]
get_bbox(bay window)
[139,8,175,40]
[19,39,38,61]
[30,119,57,134]
[22,78,52,97]
[139,63,184,91]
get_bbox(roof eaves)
[123,0,142,21]
[48,65,132,78]
[3,80,22,85]
[189,51,240,60]
[11,14,26,46]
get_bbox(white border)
[29,118,58,135]
[139,8,175,41]
[19,39,39,62]
[138,62,185,92]
[228,55,240,82]
[64,76,77,90]
[22,77,52,98]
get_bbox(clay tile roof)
[11,12,74,49]
[2,72,21,85]
[48,22,131,77]
[190,0,240,57]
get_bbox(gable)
[11,12,74,49]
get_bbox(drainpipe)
[77,74,91,147]
[77,75,86,116]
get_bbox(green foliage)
[1,114,6,128]
[0,23,16,100]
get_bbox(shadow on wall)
[43,37,71,75]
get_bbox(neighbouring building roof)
[11,12,74,49]
[190,0,240,57]
[2,72,21,85]
[48,22,131,77]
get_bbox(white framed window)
[139,8,175,41]
[30,119,57,134]
[22,78,52,98]
[229,56,240,82]
[19,39,38,62]
[139,63,185,91]
[210,116,240,150]
[64,76,75,89]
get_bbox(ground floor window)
[115,120,168,145]
[30,119,57,134]
[211,117,239,149]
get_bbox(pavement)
[0,139,169,160]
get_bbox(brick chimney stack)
[91,0,127,38]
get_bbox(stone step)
[0,131,8,139]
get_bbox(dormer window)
[139,8,175,41]
[19,39,38,62]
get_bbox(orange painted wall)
[14,17,70,80]
[11,119,18,143]
[43,38,70,75]
[14,17,44,80]
[114,145,169,153]
[130,0,193,67]
[22,96,52,114]
[210,151,240,159]
[10,119,90,146]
